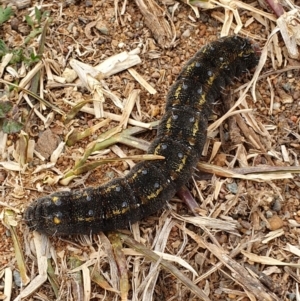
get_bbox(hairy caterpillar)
[25,36,259,236]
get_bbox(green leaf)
[0,39,8,57]
[10,48,24,64]
[2,119,23,134]
[24,28,42,45]
[0,6,13,25]
[29,52,40,63]
[34,7,41,23]
[0,39,7,50]
[25,15,34,27]
[42,11,50,19]
[0,101,12,118]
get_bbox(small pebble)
[151,71,160,79]
[287,292,296,300]
[226,182,238,194]
[290,116,298,123]
[62,68,77,83]
[272,102,281,110]
[213,153,227,167]
[174,56,180,64]
[182,29,191,38]
[216,234,228,244]
[265,210,273,218]
[228,294,237,299]
[126,31,134,38]
[293,91,300,99]
[11,17,19,31]
[272,198,282,212]
[150,104,160,118]
[13,270,22,287]
[240,220,251,229]
[281,93,293,104]
[111,40,118,47]
[171,66,180,75]
[0,170,7,183]
[96,21,109,35]
[268,215,284,230]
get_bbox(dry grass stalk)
[197,162,294,181]
[119,231,211,301]
[242,250,300,268]
[211,11,265,39]
[18,61,44,90]
[234,114,264,150]
[0,53,13,78]
[3,0,31,9]
[262,229,285,243]
[70,49,142,118]
[284,244,300,257]
[16,233,48,299]
[277,8,300,58]
[128,68,157,95]
[119,89,140,129]
[208,141,221,163]
[201,228,281,301]
[174,214,238,232]
[111,144,135,169]
[251,28,280,101]
[0,161,22,171]
[63,98,155,129]
[4,268,12,301]
[94,49,142,78]
[122,248,198,275]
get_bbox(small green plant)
[0,40,24,64]
[0,7,50,65]
[0,39,40,66]
[24,7,50,44]
[0,101,23,134]
[0,6,13,25]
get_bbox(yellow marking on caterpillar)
[192,120,199,137]
[66,191,91,200]
[207,74,215,86]
[146,186,163,200]
[104,185,113,193]
[52,196,60,203]
[166,116,173,131]
[186,61,196,74]
[77,216,96,222]
[197,73,216,106]
[130,170,140,181]
[104,184,121,194]
[238,49,253,57]
[174,85,182,98]
[199,94,206,105]
[101,205,131,219]
[219,62,229,70]
[53,216,61,224]
[112,206,130,216]
[74,191,90,200]
[176,155,187,173]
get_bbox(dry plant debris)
[0,0,300,301]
